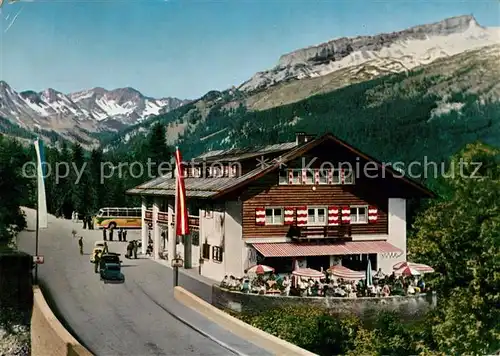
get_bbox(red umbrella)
[396,266,421,276]
[247,264,274,275]
[393,261,434,273]
[327,265,364,280]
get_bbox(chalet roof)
[192,142,297,162]
[127,133,435,199]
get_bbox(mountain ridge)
[0,81,189,145]
[239,15,499,94]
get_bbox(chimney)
[295,132,315,145]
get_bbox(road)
[17,209,271,356]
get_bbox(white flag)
[34,138,48,228]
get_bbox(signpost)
[171,256,183,287]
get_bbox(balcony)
[289,225,352,240]
[144,210,200,231]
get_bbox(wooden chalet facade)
[127,133,433,281]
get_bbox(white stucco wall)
[378,198,407,273]
[223,200,244,278]
[199,207,226,281]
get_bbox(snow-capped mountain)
[239,15,500,92]
[68,87,187,125]
[0,81,188,139]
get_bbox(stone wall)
[31,287,93,356]
[213,285,437,322]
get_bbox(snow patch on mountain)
[240,15,500,92]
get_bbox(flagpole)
[34,152,40,285]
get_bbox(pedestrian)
[118,228,123,242]
[133,241,138,259]
[75,211,79,223]
[123,229,127,242]
[126,241,133,258]
[93,250,100,273]
[78,236,83,255]
[109,227,114,241]
[90,216,95,230]
[82,216,87,229]
[103,241,109,254]
[102,227,107,241]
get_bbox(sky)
[0,0,499,99]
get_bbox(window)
[202,242,210,259]
[307,207,327,225]
[191,231,200,246]
[108,209,118,217]
[332,170,341,184]
[305,169,314,184]
[212,246,223,263]
[229,164,238,177]
[265,208,283,225]
[291,169,301,184]
[279,170,288,184]
[350,206,368,224]
[318,169,328,184]
[344,169,355,184]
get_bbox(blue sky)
[0,0,498,99]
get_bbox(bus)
[94,207,142,229]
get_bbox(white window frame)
[332,169,341,184]
[290,169,301,184]
[305,169,314,184]
[278,169,288,185]
[265,207,284,225]
[306,206,327,226]
[343,168,355,184]
[350,205,368,224]
[318,169,328,185]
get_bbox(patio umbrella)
[292,267,324,279]
[395,266,421,276]
[393,261,434,274]
[365,259,373,287]
[247,264,274,275]
[327,265,364,280]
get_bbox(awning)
[251,240,402,258]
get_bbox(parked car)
[99,253,124,282]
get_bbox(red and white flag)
[175,147,189,236]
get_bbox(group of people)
[125,240,139,259]
[72,211,95,230]
[102,227,128,241]
[220,271,429,298]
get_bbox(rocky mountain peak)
[239,15,497,93]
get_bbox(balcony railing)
[144,210,199,231]
[291,225,352,239]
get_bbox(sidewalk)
[147,255,218,303]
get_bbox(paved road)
[18,209,271,356]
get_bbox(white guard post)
[141,198,148,255]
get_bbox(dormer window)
[230,164,239,177]
[223,165,229,177]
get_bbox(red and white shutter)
[255,208,266,226]
[341,206,351,224]
[301,169,307,184]
[288,170,294,184]
[284,207,295,225]
[368,206,378,224]
[327,169,333,184]
[314,169,320,184]
[296,206,308,226]
[340,168,345,184]
[328,206,340,226]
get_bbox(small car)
[99,253,124,282]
